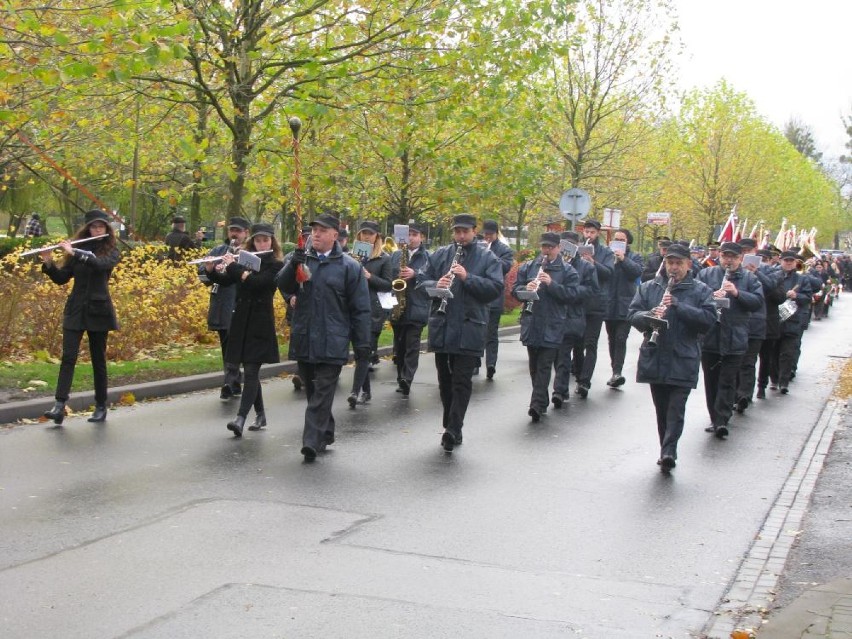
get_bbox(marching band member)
[481,219,515,379]
[422,214,503,452]
[627,243,716,472]
[696,242,764,439]
[277,213,371,462]
[198,217,250,402]
[641,238,670,282]
[389,222,431,397]
[756,249,785,399]
[551,230,599,408]
[573,219,615,398]
[513,233,580,422]
[702,241,721,268]
[774,251,813,394]
[39,209,121,425]
[347,221,393,408]
[604,229,644,388]
[209,223,284,437]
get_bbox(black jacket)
[778,270,813,336]
[42,244,121,332]
[358,252,393,333]
[564,256,599,340]
[628,274,716,388]
[209,253,284,364]
[198,241,239,331]
[485,240,515,311]
[513,256,580,349]
[641,252,664,282]
[583,240,615,315]
[605,249,644,320]
[389,246,431,326]
[422,241,504,355]
[277,242,371,365]
[749,263,784,340]
[696,266,764,355]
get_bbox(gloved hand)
[292,248,307,264]
[354,346,371,361]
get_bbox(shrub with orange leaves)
[0,244,289,362]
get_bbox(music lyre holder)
[643,314,669,330]
[515,290,540,302]
[426,287,454,300]
[713,298,731,309]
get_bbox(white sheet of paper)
[378,291,397,309]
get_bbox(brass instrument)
[648,276,676,346]
[390,241,409,322]
[435,244,464,315]
[20,234,107,257]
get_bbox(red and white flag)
[717,205,738,243]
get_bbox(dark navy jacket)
[696,266,764,355]
[583,240,614,315]
[513,256,580,349]
[389,246,431,326]
[565,255,599,340]
[605,249,644,321]
[422,241,504,356]
[277,243,371,365]
[485,240,515,311]
[778,270,813,336]
[628,274,716,388]
[198,241,238,331]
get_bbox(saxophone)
[391,242,409,322]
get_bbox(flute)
[20,234,107,257]
[187,249,271,265]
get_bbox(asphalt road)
[1,301,850,638]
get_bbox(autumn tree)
[784,117,823,164]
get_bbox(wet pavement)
[1,302,850,638]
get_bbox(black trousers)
[574,314,603,385]
[553,332,582,397]
[777,333,802,386]
[649,384,691,459]
[434,353,478,439]
[758,338,779,388]
[56,329,109,404]
[604,319,632,376]
[392,323,424,383]
[236,362,265,418]
[736,337,763,401]
[217,329,242,389]
[298,361,343,450]
[701,351,743,426]
[484,307,502,368]
[351,329,381,395]
[527,346,557,413]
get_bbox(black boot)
[43,401,66,425]
[248,413,267,431]
[227,415,246,437]
[87,405,107,423]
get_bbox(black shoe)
[704,424,717,434]
[606,374,626,388]
[551,393,564,409]
[227,415,245,437]
[455,433,463,445]
[359,392,371,404]
[87,405,107,423]
[323,431,335,446]
[248,413,266,431]
[756,387,766,399]
[576,383,589,399]
[292,375,303,391]
[441,431,455,452]
[660,456,676,472]
[301,446,317,462]
[398,379,410,396]
[347,392,358,409]
[486,366,496,380]
[735,397,749,414]
[779,385,789,395]
[219,385,233,401]
[715,425,729,439]
[528,407,541,423]
[43,401,66,424]
[230,382,242,397]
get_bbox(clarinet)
[436,244,464,315]
[523,256,548,314]
[648,276,676,346]
[715,267,732,322]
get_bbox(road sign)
[646,212,671,226]
[559,188,591,220]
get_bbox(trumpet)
[648,276,676,346]
[20,234,107,257]
[436,244,464,315]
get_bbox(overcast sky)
[673,1,852,160]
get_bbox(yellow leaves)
[117,392,135,406]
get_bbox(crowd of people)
[34,209,848,470]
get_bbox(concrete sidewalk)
[759,578,852,638]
